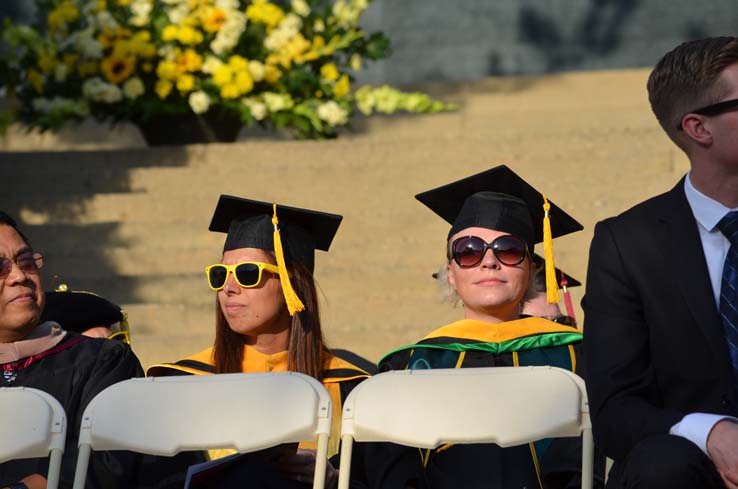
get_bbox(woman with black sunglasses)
[147,195,370,489]
[369,166,604,489]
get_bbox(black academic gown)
[0,332,201,489]
[147,346,371,489]
[368,317,605,489]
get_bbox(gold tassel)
[542,194,559,304]
[272,203,305,316]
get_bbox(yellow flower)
[245,0,285,29]
[156,60,180,81]
[117,0,131,5]
[130,31,156,58]
[320,63,339,82]
[176,49,203,72]
[228,55,249,73]
[350,53,362,71]
[220,83,240,99]
[162,25,179,42]
[212,65,233,86]
[235,71,253,94]
[78,61,99,77]
[264,64,281,84]
[47,1,79,37]
[155,79,173,99]
[177,26,204,45]
[142,62,154,73]
[101,55,135,84]
[37,51,58,75]
[203,8,227,33]
[176,74,196,93]
[333,74,350,98]
[27,69,44,94]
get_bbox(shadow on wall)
[517,0,640,74]
[0,147,187,304]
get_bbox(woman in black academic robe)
[367,166,605,489]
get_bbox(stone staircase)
[0,69,690,369]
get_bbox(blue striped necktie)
[717,210,738,380]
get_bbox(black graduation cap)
[41,289,124,333]
[415,165,583,247]
[208,195,343,273]
[531,254,581,289]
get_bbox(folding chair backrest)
[337,366,593,489]
[72,372,332,489]
[0,387,67,489]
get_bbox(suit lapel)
[656,178,730,367]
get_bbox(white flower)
[82,77,123,104]
[189,91,211,114]
[130,0,153,27]
[54,64,68,82]
[282,13,302,31]
[202,56,224,74]
[247,60,265,82]
[291,0,310,17]
[123,77,145,99]
[210,10,246,55]
[167,3,191,24]
[243,98,267,120]
[215,0,239,9]
[317,101,348,126]
[95,11,119,30]
[73,29,103,58]
[263,92,294,112]
[313,19,325,32]
[350,53,362,71]
[31,97,88,116]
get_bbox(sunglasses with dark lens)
[205,261,280,291]
[0,252,44,279]
[450,235,528,268]
[676,98,738,130]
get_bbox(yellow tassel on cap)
[542,194,559,304]
[272,203,305,316]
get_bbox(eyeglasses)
[449,235,528,268]
[205,261,280,291]
[0,252,44,279]
[676,98,738,130]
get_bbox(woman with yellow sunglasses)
[147,195,370,489]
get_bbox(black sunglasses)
[0,252,44,279]
[450,235,528,268]
[551,315,577,327]
[676,97,738,131]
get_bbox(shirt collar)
[684,172,734,232]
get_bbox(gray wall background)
[357,0,738,84]
[2,1,738,84]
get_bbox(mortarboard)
[531,254,581,289]
[209,195,343,316]
[40,286,130,343]
[416,165,583,304]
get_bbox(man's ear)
[681,114,714,147]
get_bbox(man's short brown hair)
[647,36,738,146]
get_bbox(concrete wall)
[356,0,738,83]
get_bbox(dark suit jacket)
[582,177,737,466]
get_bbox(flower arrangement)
[0,0,454,142]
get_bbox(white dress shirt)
[670,173,738,455]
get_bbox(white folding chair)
[337,366,594,489]
[71,372,333,489]
[0,387,67,489]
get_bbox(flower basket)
[1,0,456,144]
[135,108,242,145]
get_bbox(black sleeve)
[582,220,684,461]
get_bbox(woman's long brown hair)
[212,256,327,381]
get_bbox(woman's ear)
[446,262,457,290]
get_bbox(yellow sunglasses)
[205,261,280,291]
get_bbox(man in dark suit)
[583,37,738,488]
